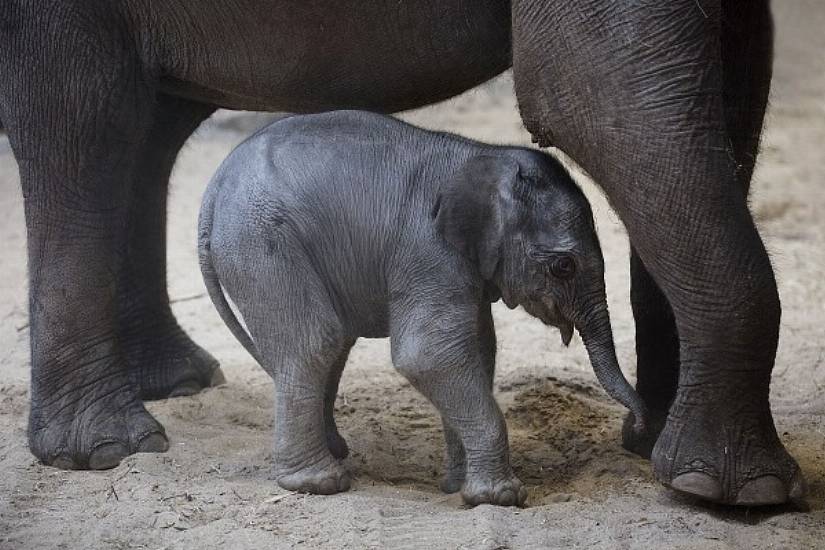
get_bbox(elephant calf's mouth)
[522,298,574,346]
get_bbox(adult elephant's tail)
[198,175,264,366]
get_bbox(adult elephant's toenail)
[338,473,351,492]
[210,367,227,387]
[168,380,202,398]
[88,442,129,470]
[136,432,169,453]
[736,475,787,506]
[670,472,722,501]
[462,491,486,506]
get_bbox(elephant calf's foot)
[652,396,805,506]
[440,470,465,494]
[440,456,467,494]
[621,408,668,459]
[276,457,351,495]
[29,383,169,470]
[123,327,225,401]
[461,472,527,507]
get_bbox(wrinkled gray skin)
[198,112,647,506]
[0,0,804,506]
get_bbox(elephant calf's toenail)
[670,472,723,501]
[440,477,463,494]
[497,489,516,506]
[50,455,77,470]
[317,478,338,495]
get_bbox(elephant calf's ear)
[435,155,519,280]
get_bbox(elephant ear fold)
[435,155,520,280]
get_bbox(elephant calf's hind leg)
[323,343,353,460]
[271,345,352,494]
[236,262,351,495]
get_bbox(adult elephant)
[0,0,803,505]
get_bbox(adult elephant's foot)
[276,457,352,495]
[621,408,668,459]
[651,393,805,506]
[121,320,225,401]
[29,376,168,470]
[461,471,527,507]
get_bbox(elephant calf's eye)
[549,254,576,280]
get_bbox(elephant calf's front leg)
[392,307,525,507]
[440,305,496,495]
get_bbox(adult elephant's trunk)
[576,299,647,434]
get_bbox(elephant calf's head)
[435,150,647,431]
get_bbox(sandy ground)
[1,4,824,549]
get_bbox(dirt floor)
[1,4,824,549]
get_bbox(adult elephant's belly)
[152,0,513,113]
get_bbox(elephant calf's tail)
[198,177,264,366]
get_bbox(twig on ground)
[170,292,206,304]
[263,492,297,504]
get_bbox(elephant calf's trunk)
[577,305,648,434]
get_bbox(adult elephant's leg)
[621,248,678,458]
[1,8,168,468]
[622,0,776,460]
[117,95,224,400]
[721,0,774,194]
[513,0,802,505]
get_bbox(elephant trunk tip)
[614,382,648,437]
[575,313,649,437]
[627,403,649,436]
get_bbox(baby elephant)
[198,111,646,507]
